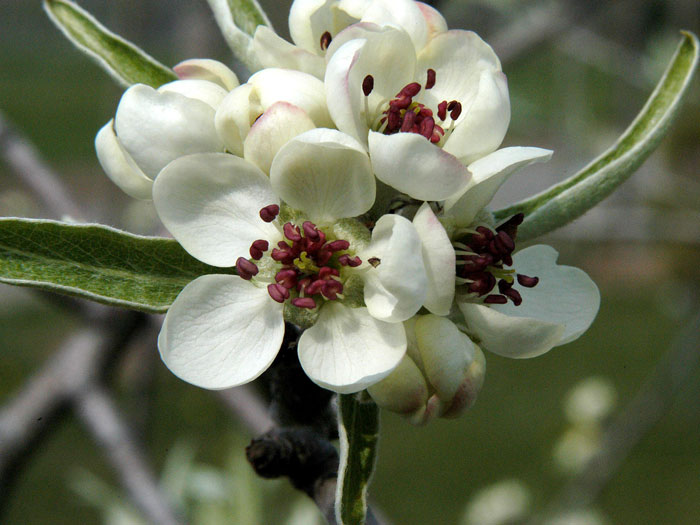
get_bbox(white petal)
[441,69,511,164]
[368,131,470,201]
[444,147,553,226]
[270,128,375,223]
[95,120,154,200]
[152,153,279,267]
[417,30,501,109]
[289,0,335,53]
[416,2,448,40]
[298,303,406,393]
[362,214,427,322]
[414,315,474,401]
[367,354,429,417]
[115,84,224,178]
[361,0,428,52]
[458,301,564,359]
[215,83,256,156]
[252,25,326,78]
[248,68,333,128]
[158,79,229,110]
[412,203,455,315]
[325,27,416,143]
[173,58,240,90]
[159,275,284,389]
[492,245,600,346]
[243,102,316,175]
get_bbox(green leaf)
[44,0,177,88]
[336,393,380,525]
[494,31,699,241]
[0,218,233,313]
[206,0,273,71]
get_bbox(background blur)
[1,0,699,523]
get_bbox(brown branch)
[0,110,83,220]
[75,384,185,525]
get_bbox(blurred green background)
[1,1,699,523]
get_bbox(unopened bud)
[368,315,486,424]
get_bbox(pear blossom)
[417,147,601,360]
[95,60,239,200]
[152,132,428,393]
[324,23,510,200]
[252,0,446,78]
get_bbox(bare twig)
[75,384,185,525]
[0,110,83,220]
[533,308,700,521]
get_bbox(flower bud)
[368,315,486,424]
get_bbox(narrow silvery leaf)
[336,393,380,525]
[44,0,176,88]
[206,0,273,72]
[494,31,699,241]
[0,218,233,313]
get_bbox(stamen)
[425,68,436,89]
[437,101,447,121]
[249,239,269,260]
[320,31,332,51]
[362,75,374,97]
[267,283,290,303]
[303,221,320,241]
[400,82,422,97]
[368,257,381,268]
[449,101,462,120]
[292,297,317,309]
[327,240,350,252]
[339,254,362,267]
[400,110,416,132]
[517,274,539,288]
[283,222,302,242]
[484,294,507,304]
[259,204,280,222]
[236,257,259,280]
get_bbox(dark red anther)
[400,110,416,132]
[305,279,324,296]
[339,254,362,267]
[419,116,435,140]
[503,287,522,306]
[320,31,332,51]
[249,239,269,260]
[326,239,350,252]
[275,268,298,288]
[496,213,524,241]
[271,247,293,264]
[283,222,302,242]
[362,75,374,96]
[322,279,343,300]
[387,110,401,131]
[484,294,507,304]
[302,221,320,241]
[267,283,290,303]
[517,274,539,288]
[315,248,332,266]
[390,96,412,111]
[425,68,436,89]
[449,101,462,120]
[259,204,280,222]
[467,271,496,295]
[236,257,259,280]
[292,297,317,309]
[430,126,444,143]
[400,82,421,97]
[437,101,447,121]
[318,266,340,279]
[495,231,515,253]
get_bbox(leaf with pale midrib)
[0,218,234,313]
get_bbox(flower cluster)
[96,0,600,420]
